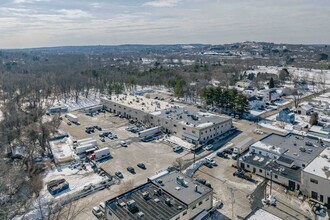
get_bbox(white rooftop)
[245,209,283,220]
[304,147,330,179]
[309,126,330,135]
[251,141,285,155]
[104,94,176,113]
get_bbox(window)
[259,169,262,173]
[199,201,203,206]
[205,197,209,201]
[274,175,278,179]
[247,164,250,168]
[205,131,207,133]
[302,164,305,168]
[192,131,196,134]
[259,151,262,154]
[310,178,318,184]
[320,195,324,202]
[183,211,187,216]
[175,217,180,220]
[183,127,186,130]
[151,116,153,119]
[124,107,126,110]
[192,205,196,210]
[201,132,203,134]
[174,124,177,127]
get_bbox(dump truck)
[76,143,97,154]
[90,148,110,161]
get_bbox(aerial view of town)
[0,1,329,220]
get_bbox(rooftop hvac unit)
[142,191,150,199]
[154,198,160,203]
[137,212,144,218]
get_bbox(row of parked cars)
[86,125,102,134]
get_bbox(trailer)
[65,113,78,123]
[76,138,93,145]
[138,126,161,139]
[90,148,110,161]
[79,139,97,147]
[47,179,69,195]
[76,143,97,154]
[233,137,254,155]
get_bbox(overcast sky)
[0,0,329,48]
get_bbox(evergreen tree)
[269,77,275,88]
[309,112,319,125]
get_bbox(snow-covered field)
[246,66,330,86]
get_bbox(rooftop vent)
[175,186,181,191]
[300,147,306,152]
[165,198,171,206]
[142,191,150,199]
[137,212,144,218]
[154,198,160,203]
[178,206,183,210]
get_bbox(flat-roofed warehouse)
[238,133,327,192]
[101,94,232,144]
[105,171,213,220]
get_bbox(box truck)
[66,113,78,123]
[89,148,110,161]
[232,137,254,156]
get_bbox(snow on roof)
[245,208,283,220]
[304,147,330,179]
[251,141,284,155]
[309,126,330,135]
[196,122,214,128]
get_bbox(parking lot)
[194,153,264,219]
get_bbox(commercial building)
[302,147,330,207]
[105,171,213,220]
[238,133,326,191]
[101,95,232,144]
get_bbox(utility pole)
[229,187,236,220]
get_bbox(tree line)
[200,87,249,115]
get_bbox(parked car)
[67,121,72,126]
[115,171,123,178]
[205,158,217,166]
[113,134,118,139]
[223,148,233,155]
[137,163,146,169]
[233,170,252,180]
[204,161,213,168]
[204,144,214,151]
[99,202,106,212]
[100,137,105,142]
[94,126,102,131]
[217,151,228,158]
[127,166,135,174]
[92,206,103,218]
[194,178,206,185]
[120,141,127,147]
[173,146,183,152]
